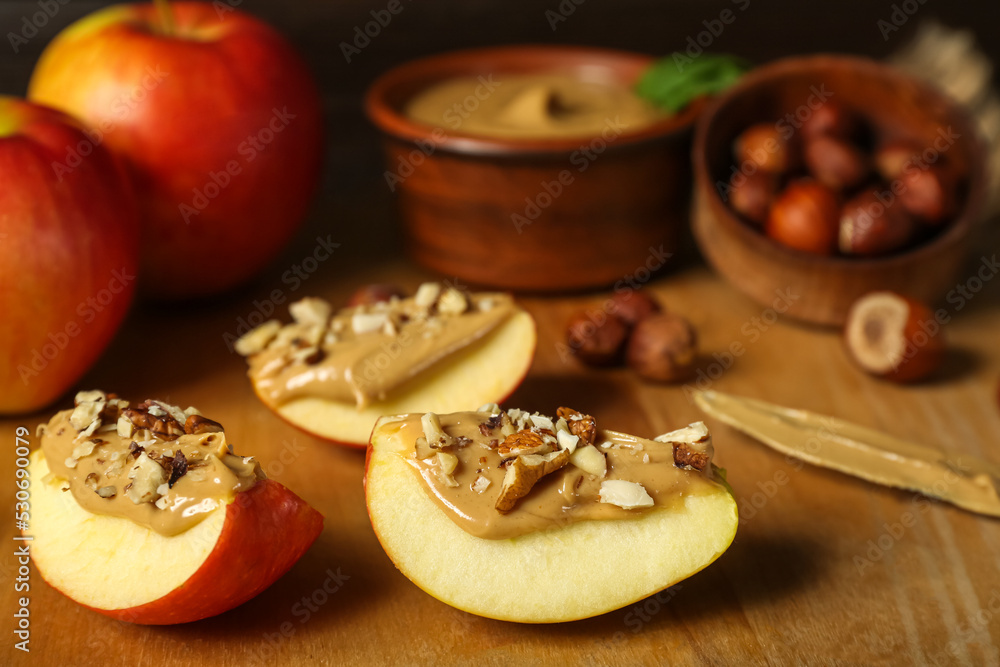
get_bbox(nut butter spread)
[384,406,723,539]
[38,390,263,537]
[406,72,667,140]
[237,284,515,408]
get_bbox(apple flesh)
[0,97,138,415]
[28,2,324,299]
[257,310,537,448]
[28,450,323,624]
[364,416,738,623]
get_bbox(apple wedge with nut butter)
[365,405,738,622]
[235,283,536,447]
[26,391,323,625]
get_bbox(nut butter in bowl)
[365,45,708,291]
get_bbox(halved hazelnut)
[844,291,945,383]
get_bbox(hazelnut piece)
[898,167,957,226]
[839,190,917,256]
[844,291,944,383]
[728,170,779,225]
[733,123,797,173]
[566,312,629,366]
[609,290,662,328]
[626,313,697,382]
[874,139,921,180]
[765,180,840,255]
[804,135,870,192]
[801,100,859,141]
[346,284,406,307]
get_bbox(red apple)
[28,449,323,624]
[0,98,138,415]
[28,1,324,299]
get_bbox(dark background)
[1,0,997,283]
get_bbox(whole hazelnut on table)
[626,313,698,382]
[765,180,840,255]
[347,283,407,307]
[844,291,944,383]
[898,166,957,226]
[734,123,797,173]
[728,170,779,225]
[609,290,662,328]
[804,135,870,192]
[566,311,629,366]
[839,190,917,256]
[801,100,858,141]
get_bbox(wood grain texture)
[1,0,999,665]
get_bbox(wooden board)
[3,253,999,666]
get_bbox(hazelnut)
[609,290,662,327]
[728,170,779,225]
[765,180,840,255]
[347,283,407,307]
[874,139,921,180]
[626,314,698,382]
[801,100,859,141]
[804,135,870,192]
[898,167,957,226]
[566,311,629,366]
[839,190,917,256]
[733,123,797,174]
[844,291,944,383]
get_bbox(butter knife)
[693,389,1000,518]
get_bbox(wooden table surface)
[3,1,1000,665]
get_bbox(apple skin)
[85,479,323,625]
[0,97,139,415]
[28,2,324,299]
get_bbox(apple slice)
[240,286,536,447]
[28,395,323,624]
[364,409,738,623]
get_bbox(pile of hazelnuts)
[726,100,962,256]
[565,290,698,383]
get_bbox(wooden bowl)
[365,45,706,292]
[692,54,988,326]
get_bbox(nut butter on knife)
[693,389,1000,518]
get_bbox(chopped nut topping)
[74,390,107,406]
[497,429,552,460]
[235,320,282,356]
[556,407,596,445]
[184,414,224,435]
[437,288,468,315]
[421,412,455,450]
[599,480,654,509]
[414,282,441,309]
[96,486,116,499]
[495,449,571,514]
[472,475,491,494]
[655,422,713,472]
[289,297,332,327]
[570,445,607,477]
[352,310,389,335]
[126,452,167,504]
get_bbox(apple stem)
[153,0,175,36]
